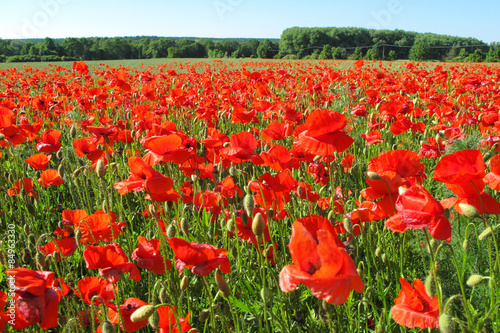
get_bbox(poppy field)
[1,58,500,332]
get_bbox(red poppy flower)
[385,184,451,242]
[391,278,439,329]
[131,236,172,275]
[361,130,386,145]
[345,201,383,235]
[361,150,424,218]
[75,277,115,306]
[7,177,38,198]
[25,153,51,170]
[36,129,61,153]
[73,137,103,161]
[38,237,77,259]
[157,306,196,333]
[5,268,61,330]
[76,210,126,244]
[167,237,231,276]
[417,136,446,159]
[107,298,149,333]
[261,121,293,143]
[484,154,500,191]
[433,149,485,185]
[83,243,141,283]
[0,291,8,331]
[297,109,354,156]
[434,149,500,215]
[219,131,259,163]
[214,175,244,199]
[279,215,364,304]
[38,169,64,187]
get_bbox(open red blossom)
[75,277,115,306]
[361,130,386,145]
[214,175,244,199]
[279,215,364,304]
[73,137,103,161]
[107,298,149,333]
[0,291,7,332]
[392,278,440,329]
[297,109,354,156]
[7,177,38,198]
[25,153,51,170]
[219,131,259,163]
[157,306,196,333]
[434,149,500,215]
[39,237,77,259]
[36,129,61,153]
[433,149,485,184]
[131,236,172,275]
[167,237,231,276]
[385,184,451,242]
[77,210,126,244]
[484,154,500,191]
[5,268,61,330]
[38,169,64,187]
[83,243,141,283]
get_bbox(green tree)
[348,47,363,60]
[365,44,381,60]
[318,44,333,59]
[468,49,485,62]
[257,39,278,58]
[409,41,431,61]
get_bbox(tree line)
[0,27,499,63]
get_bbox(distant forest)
[1,27,499,63]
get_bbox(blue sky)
[0,0,498,43]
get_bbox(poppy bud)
[167,224,177,238]
[0,133,4,141]
[424,273,436,297]
[149,311,160,329]
[375,247,382,257]
[327,210,334,221]
[398,186,408,195]
[296,185,304,197]
[180,218,189,236]
[252,213,266,238]
[75,229,82,247]
[69,124,77,139]
[23,224,30,236]
[381,253,387,263]
[180,276,188,291]
[215,271,231,298]
[159,287,168,303]
[56,150,63,159]
[227,218,236,233]
[72,166,84,178]
[199,309,210,322]
[458,203,480,218]
[466,274,486,287]
[243,193,254,218]
[100,320,116,333]
[130,305,156,323]
[96,159,106,178]
[313,155,322,162]
[438,314,453,333]
[21,249,31,264]
[343,217,353,235]
[462,239,469,252]
[36,251,47,269]
[58,163,65,178]
[52,251,60,262]
[478,227,494,241]
[364,171,381,180]
[27,204,36,216]
[241,212,248,225]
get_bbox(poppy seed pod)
[96,159,106,178]
[252,213,266,238]
[243,193,254,218]
[130,305,156,323]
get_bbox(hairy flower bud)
[252,213,266,238]
[243,193,255,218]
[130,305,156,323]
[215,272,231,298]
